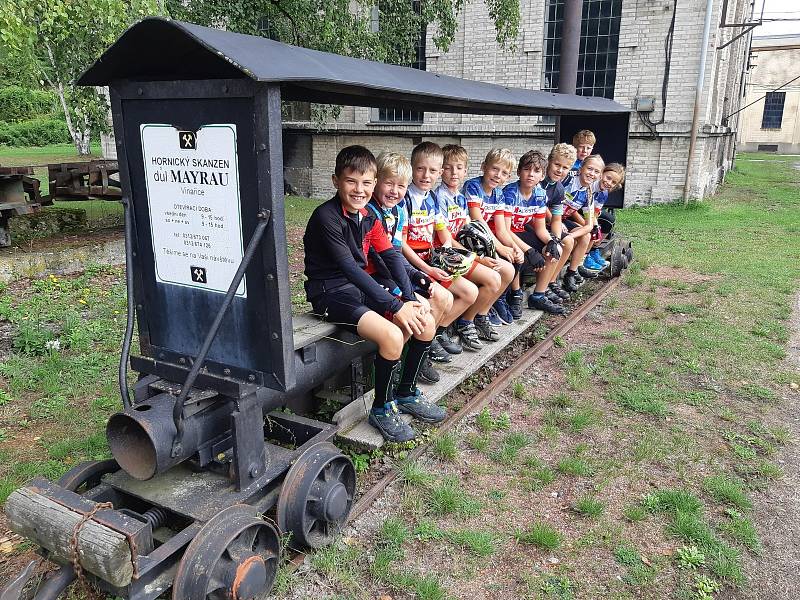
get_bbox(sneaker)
[437,328,462,355]
[487,307,503,327]
[428,338,452,363]
[545,290,564,304]
[456,321,484,351]
[582,255,603,271]
[589,249,609,267]
[528,293,566,315]
[395,389,447,423]
[506,289,524,320]
[577,265,600,279]
[418,358,440,383]
[548,283,571,300]
[369,402,416,442]
[474,314,500,341]
[563,271,581,292]
[493,297,514,325]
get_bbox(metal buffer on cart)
[1,17,632,600]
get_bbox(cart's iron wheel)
[172,505,280,600]
[57,458,119,493]
[277,442,356,550]
[609,241,627,278]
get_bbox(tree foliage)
[166,0,520,65]
[0,0,162,153]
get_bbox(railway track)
[288,277,621,570]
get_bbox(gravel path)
[730,293,800,600]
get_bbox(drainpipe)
[558,0,581,95]
[683,0,716,205]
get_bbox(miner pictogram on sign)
[190,266,206,283]
[179,131,196,149]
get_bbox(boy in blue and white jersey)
[502,150,564,315]
[563,129,596,188]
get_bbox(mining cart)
[1,17,631,600]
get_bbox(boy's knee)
[381,325,405,359]
[562,236,575,250]
[488,270,502,294]
[463,279,479,303]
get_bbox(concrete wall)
[737,35,800,154]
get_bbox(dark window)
[761,92,785,129]
[543,0,622,99]
[757,144,778,152]
[376,2,425,123]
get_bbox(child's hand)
[394,302,426,336]
[496,245,514,262]
[512,247,524,264]
[479,256,502,271]
[428,267,453,282]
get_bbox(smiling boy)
[401,142,481,350]
[540,143,577,298]
[463,148,521,325]
[562,154,605,288]
[303,145,445,442]
[503,150,565,315]
[563,129,596,188]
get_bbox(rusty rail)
[288,277,620,570]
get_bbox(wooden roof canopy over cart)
[1,17,631,600]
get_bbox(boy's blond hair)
[548,143,577,165]
[603,162,626,190]
[376,151,412,184]
[572,129,596,147]
[410,141,443,166]
[482,148,516,173]
[442,144,469,167]
[582,154,605,171]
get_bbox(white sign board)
[140,123,246,297]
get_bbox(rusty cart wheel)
[172,504,280,600]
[276,442,356,550]
[57,458,119,492]
[609,240,627,278]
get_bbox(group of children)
[303,130,625,442]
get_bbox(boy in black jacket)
[304,146,445,442]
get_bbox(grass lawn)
[0,153,798,598]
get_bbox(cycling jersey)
[366,198,405,248]
[433,183,469,239]
[463,176,507,232]
[563,178,593,221]
[562,158,583,188]
[303,196,414,311]
[502,180,546,233]
[592,181,609,214]
[540,177,565,217]
[404,183,446,259]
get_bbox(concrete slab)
[336,308,544,450]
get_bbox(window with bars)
[375,4,425,123]
[761,92,785,129]
[543,0,622,99]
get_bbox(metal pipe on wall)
[683,0,716,204]
[558,0,582,95]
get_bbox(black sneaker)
[395,389,446,423]
[474,314,500,341]
[456,321,484,351]
[507,289,524,320]
[528,293,566,315]
[548,283,570,300]
[577,265,599,279]
[437,328,463,355]
[562,272,581,293]
[429,338,452,363]
[545,290,564,304]
[369,402,416,442]
[419,358,440,383]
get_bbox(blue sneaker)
[487,307,503,327]
[368,402,416,442]
[589,249,609,268]
[493,297,514,325]
[582,255,603,271]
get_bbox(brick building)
[737,34,800,154]
[279,0,754,204]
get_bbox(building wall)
[737,35,800,154]
[286,0,752,204]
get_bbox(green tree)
[0,0,162,154]
[166,0,520,67]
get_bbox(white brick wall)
[299,0,752,204]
